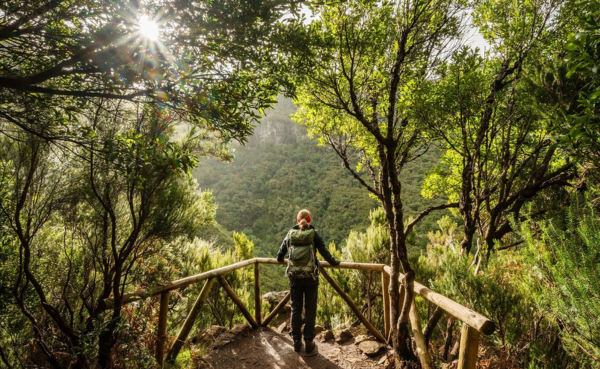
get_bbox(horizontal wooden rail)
[105,258,493,336]
[117,259,259,305]
[255,258,386,271]
[383,266,495,335]
[106,259,386,306]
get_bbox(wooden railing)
[108,258,495,368]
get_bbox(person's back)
[277,209,340,353]
[285,227,317,278]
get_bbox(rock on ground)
[263,291,289,307]
[335,328,354,344]
[231,324,252,337]
[357,341,386,357]
[317,330,334,342]
[354,335,372,344]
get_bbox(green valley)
[193,98,447,290]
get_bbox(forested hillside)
[193,99,446,290]
[194,99,379,254]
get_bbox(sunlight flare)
[138,15,159,40]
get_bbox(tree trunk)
[442,318,455,361]
[424,305,445,346]
[386,205,403,354]
[382,145,417,362]
[459,153,476,254]
[396,238,416,362]
[97,324,117,368]
[460,221,477,255]
[97,263,122,368]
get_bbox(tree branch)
[327,136,382,199]
[16,85,151,100]
[0,0,65,40]
[497,240,524,251]
[404,202,459,235]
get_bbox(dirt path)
[200,328,390,369]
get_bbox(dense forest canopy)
[1,0,600,368]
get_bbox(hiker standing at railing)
[277,209,341,354]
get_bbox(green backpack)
[285,228,318,278]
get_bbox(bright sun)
[138,15,159,40]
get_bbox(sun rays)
[138,15,160,40]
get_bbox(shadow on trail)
[202,328,343,369]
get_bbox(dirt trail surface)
[200,328,390,369]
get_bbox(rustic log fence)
[107,258,495,369]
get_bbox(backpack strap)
[309,239,317,280]
[284,230,293,276]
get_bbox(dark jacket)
[277,224,340,286]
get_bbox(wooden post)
[254,262,261,326]
[156,292,170,366]
[217,275,258,329]
[320,268,386,342]
[457,323,480,369]
[409,298,434,369]
[381,271,391,340]
[166,278,216,363]
[261,291,291,326]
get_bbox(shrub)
[416,217,570,367]
[520,195,600,367]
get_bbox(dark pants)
[290,283,318,342]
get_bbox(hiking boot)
[305,339,315,353]
[293,340,302,352]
